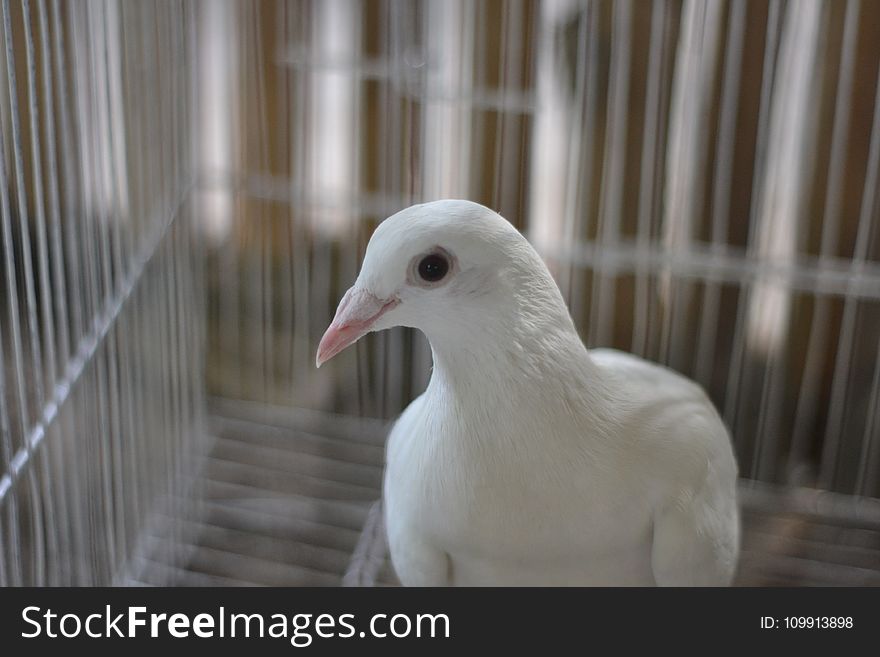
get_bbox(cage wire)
[1,0,880,587]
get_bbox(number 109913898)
[761,617,853,629]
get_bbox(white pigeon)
[317,200,739,586]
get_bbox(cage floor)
[129,400,880,587]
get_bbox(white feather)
[344,200,739,586]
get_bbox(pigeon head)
[316,199,570,367]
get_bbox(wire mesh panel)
[205,0,880,488]
[0,0,203,586]
[194,0,880,586]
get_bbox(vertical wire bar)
[377,0,396,416]
[381,0,399,416]
[284,4,310,384]
[275,0,291,399]
[165,224,183,569]
[504,0,525,216]
[147,246,172,567]
[191,0,208,485]
[409,0,428,407]
[658,0,705,367]
[0,523,7,586]
[750,345,782,481]
[560,2,593,324]
[789,0,860,475]
[142,194,168,564]
[856,335,880,495]
[390,0,422,417]
[112,0,142,557]
[93,0,129,572]
[111,0,130,223]
[169,0,183,516]
[69,2,100,324]
[36,0,74,582]
[278,0,295,403]
[674,1,721,372]
[469,0,488,204]
[157,0,179,569]
[390,0,408,415]
[115,293,141,553]
[291,2,311,385]
[1,0,46,585]
[404,0,427,412]
[119,0,155,569]
[140,0,164,537]
[632,0,669,356]
[660,0,722,370]
[127,231,151,567]
[590,0,633,348]
[750,0,824,484]
[106,0,137,575]
[0,4,24,588]
[221,1,242,400]
[459,0,476,198]
[186,0,206,489]
[171,0,189,568]
[126,93,150,532]
[176,0,193,563]
[722,0,781,434]
[81,0,118,578]
[399,0,425,410]
[239,1,261,403]
[21,0,57,399]
[819,52,880,490]
[21,0,62,585]
[251,0,275,403]
[513,0,530,301]
[154,0,177,570]
[147,0,165,541]
[694,0,747,387]
[51,0,84,345]
[345,0,363,414]
[50,0,90,584]
[67,0,102,579]
[90,2,115,579]
[0,513,7,584]
[354,0,370,418]
[182,0,200,491]
[644,3,677,361]
[3,0,47,418]
[126,60,150,548]
[369,0,391,411]
[490,0,511,211]
[0,310,22,586]
[376,0,395,417]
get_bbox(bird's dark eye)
[417,253,449,282]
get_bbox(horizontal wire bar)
[276,47,538,113]
[276,47,398,78]
[202,168,880,302]
[536,238,880,301]
[739,480,880,529]
[207,395,391,442]
[200,168,411,219]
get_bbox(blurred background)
[1,0,879,587]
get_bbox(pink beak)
[316,287,399,367]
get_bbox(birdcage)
[1,0,879,588]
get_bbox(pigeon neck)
[422,300,596,400]
[420,252,604,401]
[422,327,617,441]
